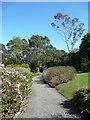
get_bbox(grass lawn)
[31,72,41,78]
[56,73,88,100]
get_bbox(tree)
[6,37,28,64]
[51,12,85,64]
[79,33,90,72]
[70,49,81,71]
[28,35,51,72]
[42,46,69,68]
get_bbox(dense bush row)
[14,68,32,85]
[73,88,90,117]
[42,66,76,87]
[6,64,29,68]
[0,66,32,118]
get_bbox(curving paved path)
[18,75,81,118]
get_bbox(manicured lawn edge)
[56,73,88,100]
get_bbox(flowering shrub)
[14,67,32,74]
[0,66,32,118]
[42,66,76,87]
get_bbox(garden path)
[18,75,81,118]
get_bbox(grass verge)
[56,73,88,100]
[31,72,41,78]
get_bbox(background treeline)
[0,33,90,73]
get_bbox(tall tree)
[70,49,81,71]
[42,46,69,68]
[51,12,85,64]
[6,37,28,64]
[79,33,90,72]
[28,35,51,72]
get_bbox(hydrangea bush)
[0,65,32,118]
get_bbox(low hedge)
[42,66,76,87]
[6,64,29,68]
[72,88,90,116]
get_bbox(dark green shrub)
[30,64,39,73]
[6,64,29,68]
[42,66,76,87]
[73,88,90,115]
[39,67,44,72]
[30,67,38,73]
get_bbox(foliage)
[71,51,81,71]
[42,66,76,87]
[1,34,71,72]
[3,32,90,73]
[0,44,7,64]
[6,37,28,65]
[28,35,51,72]
[51,12,85,53]
[6,64,30,68]
[28,35,69,72]
[56,73,88,99]
[29,61,39,73]
[73,88,90,115]
[79,33,90,72]
[42,49,69,68]
[3,35,70,73]
[0,66,32,118]
[39,66,44,72]
[14,68,32,85]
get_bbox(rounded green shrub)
[42,66,76,87]
[39,67,44,72]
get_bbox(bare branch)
[51,12,85,53]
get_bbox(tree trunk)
[65,41,72,66]
[69,52,72,66]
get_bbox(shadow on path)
[59,100,80,115]
[59,100,89,119]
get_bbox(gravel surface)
[18,75,81,118]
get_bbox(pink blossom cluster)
[0,66,32,118]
